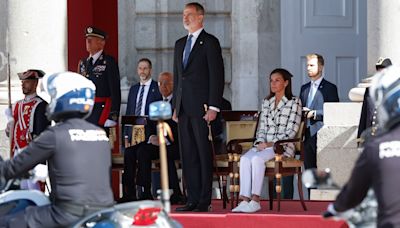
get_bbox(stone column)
[0,0,67,158]
[368,0,400,75]
[118,0,232,113]
[231,0,260,110]
[232,0,280,109]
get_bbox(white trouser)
[239,147,275,197]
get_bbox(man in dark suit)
[172,2,225,212]
[300,53,339,170]
[136,72,185,204]
[78,26,121,128]
[120,58,162,202]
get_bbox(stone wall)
[367,0,400,76]
[317,102,363,187]
[118,0,281,112]
[0,0,67,158]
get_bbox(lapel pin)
[200,41,203,45]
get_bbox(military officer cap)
[376,57,392,70]
[17,69,45,80]
[85,26,107,39]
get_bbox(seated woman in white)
[232,68,302,213]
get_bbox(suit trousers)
[136,143,181,193]
[304,128,317,169]
[239,147,275,197]
[178,112,213,207]
[122,145,140,199]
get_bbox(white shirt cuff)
[209,106,220,112]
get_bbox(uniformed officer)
[328,66,400,228]
[357,57,393,142]
[77,26,121,128]
[5,69,51,190]
[0,72,114,227]
[6,69,50,157]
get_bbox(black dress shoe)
[192,204,212,212]
[170,194,186,205]
[175,203,197,212]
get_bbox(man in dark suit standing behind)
[172,2,225,212]
[300,53,339,170]
[120,58,162,202]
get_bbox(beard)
[140,75,149,81]
[183,23,189,31]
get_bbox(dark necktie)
[164,98,169,102]
[87,57,94,72]
[183,34,193,69]
[135,85,145,116]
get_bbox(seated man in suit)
[120,58,162,202]
[136,72,185,204]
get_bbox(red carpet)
[170,200,348,228]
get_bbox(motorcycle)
[72,200,180,228]
[73,101,182,227]
[0,101,182,227]
[0,164,50,217]
[302,168,377,228]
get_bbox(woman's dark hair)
[266,68,294,100]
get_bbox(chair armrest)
[273,138,301,155]
[226,137,256,154]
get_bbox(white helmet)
[42,72,96,122]
[369,65,400,131]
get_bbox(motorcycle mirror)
[302,169,317,188]
[302,168,333,188]
[149,101,172,121]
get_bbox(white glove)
[5,120,14,137]
[325,203,354,220]
[32,164,48,183]
[5,107,13,121]
[307,110,316,119]
[104,119,117,127]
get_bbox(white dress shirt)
[89,50,103,64]
[136,79,152,116]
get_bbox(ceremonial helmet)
[370,65,400,131]
[42,72,96,122]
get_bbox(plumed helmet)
[369,65,400,131]
[42,72,96,122]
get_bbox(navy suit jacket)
[126,80,162,116]
[172,29,225,117]
[124,80,162,141]
[300,78,339,136]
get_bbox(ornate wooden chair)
[265,113,307,211]
[111,115,147,199]
[228,112,308,211]
[212,111,259,209]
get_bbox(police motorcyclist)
[327,66,400,227]
[0,72,114,227]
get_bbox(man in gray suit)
[300,53,339,169]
